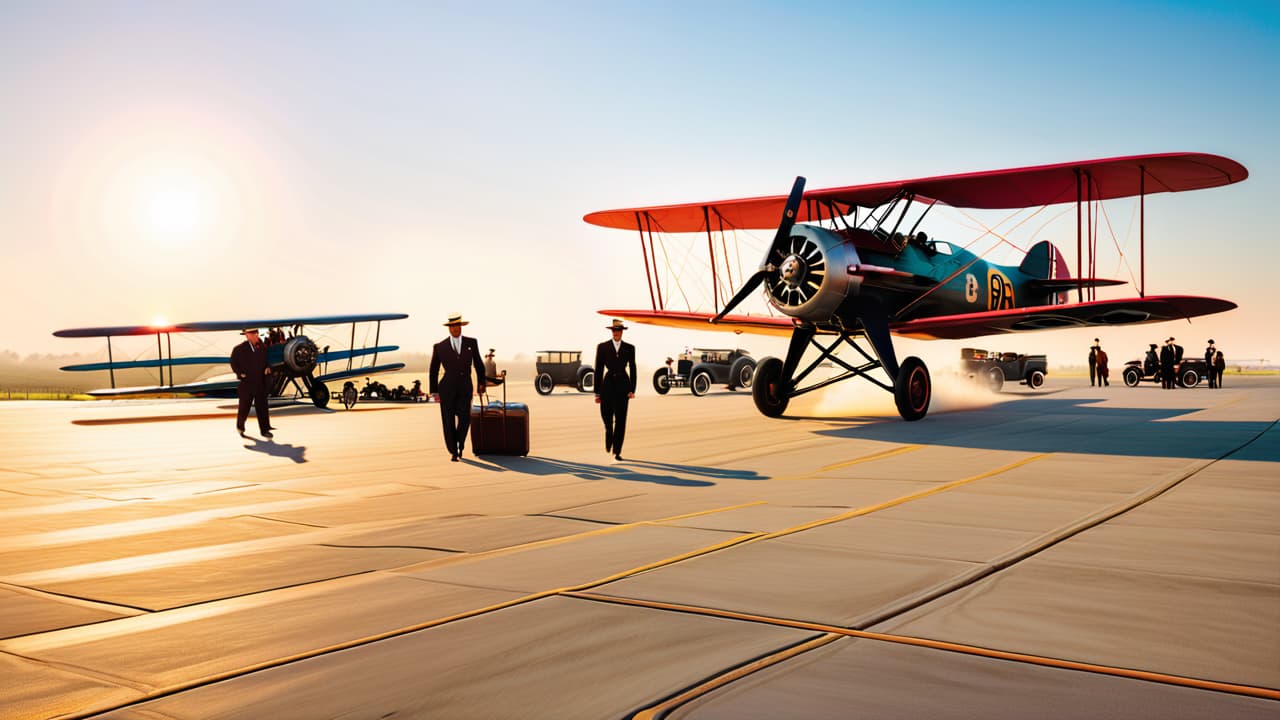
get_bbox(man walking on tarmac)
[230,328,273,439]
[595,318,637,461]
[429,313,486,461]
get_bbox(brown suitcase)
[470,374,529,456]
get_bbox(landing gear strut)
[751,324,932,421]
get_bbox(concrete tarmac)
[1,376,1277,719]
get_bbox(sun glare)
[152,315,168,328]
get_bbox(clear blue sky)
[2,1,1277,368]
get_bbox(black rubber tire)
[1124,367,1142,388]
[311,380,330,409]
[652,369,671,395]
[535,373,554,395]
[894,356,931,421]
[751,357,789,417]
[1026,369,1045,389]
[690,370,712,397]
[577,368,595,393]
[1180,368,1200,388]
[729,356,756,390]
[986,367,1004,392]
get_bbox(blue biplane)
[53,313,408,409]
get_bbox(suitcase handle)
[475,370,508,445]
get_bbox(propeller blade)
[711,176,807,324]
[770,176,807,254]
[712,269,767,323]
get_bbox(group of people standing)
[1087,339,1110,387]
[427,314,636,462]
[1140,337,1226,389]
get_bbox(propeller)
[712,176,807,323]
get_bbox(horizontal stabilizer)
[1027,278,1128,291]
[87,377,239,397]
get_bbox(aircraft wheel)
[1180,368,1200,388]
[986,367,1004,392]
[311,380,330,409]
[752,357,790,417]
[577,369,595,393]
[894,357,931,421]
[1124,367,1142,387]
[535,373,554,395]
[690,370,712,397]
[730,357,756,390]
[652,369,671,395]
[1026,369,1045,389]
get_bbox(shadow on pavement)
[478,455,751,487]
[243,437,308,463]
[809,397,1276,460]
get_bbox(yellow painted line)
[415,501,767,569]
[568,592,1280,703]
[816,444,924,473]
[632,634,843,720]
[762,453,1049,541]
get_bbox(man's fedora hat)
[1166,337,1176,342]
[606,318,628,331]
[240,328,260,335]
[1149,343,1158,349]
[1208,339,1215,344]
[443,313,469,326]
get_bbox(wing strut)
[107,337,115,388]
[373,321,382,367]
[703,205,719,312]
[348,322,356,371]
[636,212,657,311]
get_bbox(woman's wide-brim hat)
[443,313,469,326]
[606,318,628,331]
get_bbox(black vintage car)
[653,348,756,397]
[1122,355,1206,388]
[960,348,1048,391]
[534,350,594,395]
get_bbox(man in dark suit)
[1159,337,1176,389]
[595,318,637,461]
[230,328,273,438]
[429,313,486,461]
[1204,339,1217,388]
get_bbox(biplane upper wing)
[584,153,1248,232]
[603,294,1236,342]
[891,295,1238,340]
[54,313,409,338]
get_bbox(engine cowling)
[762,225,861,321]
[281,336,319,374]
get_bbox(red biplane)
[54,313,408,409]
[584,153,1245,421]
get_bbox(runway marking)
[761,453,1048,541]
[568,592,1280,705]
[630,633,844,720]
[815,444,924,473]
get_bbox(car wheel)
[690,370,712,397]
[729,356,755,390]
[986,367,1004,392]
[1026,369,1045,389]
[577,369,595,393]
[1180,368,1200,388]
[751,357,789,417]
[535,372,554,395]
[652,369,670,395]
[894,357,931,421]
[1124,367,1142,387]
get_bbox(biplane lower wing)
[892,295,1237,340]
[87,377,240,398]
[316,363,406,384]
[600,309,796,337]
[603,294,1235,342]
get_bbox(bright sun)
[138,174,210,242]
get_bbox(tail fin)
[1020,240,1069,280]
[1021,241,1072,304]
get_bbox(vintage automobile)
[1122,355,1206,388]
[960,348,1048,391]
[653,348,756,397]
[534,350,594,395]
